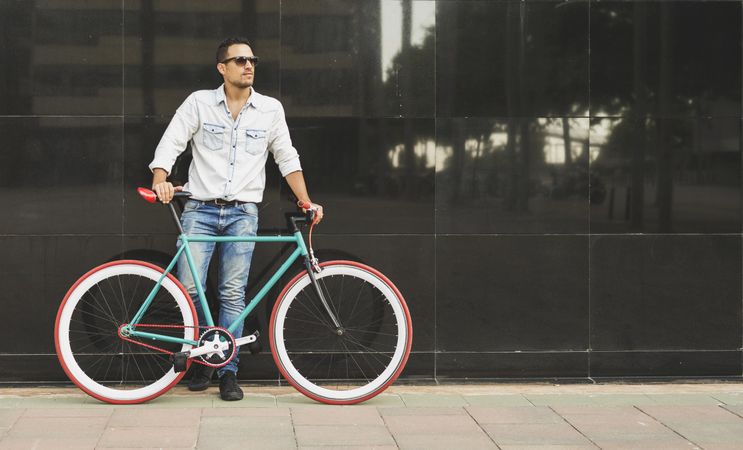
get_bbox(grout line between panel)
[433,0,438,385]
[121,0,126,256]
[587,0,592,381]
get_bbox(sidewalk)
[2,383,743,449]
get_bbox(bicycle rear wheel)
[55,260,197,404]
[270,260,412,404]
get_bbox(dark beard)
[229,79,253,89]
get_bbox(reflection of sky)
[380,0,435,81]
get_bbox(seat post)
[168,202,185,235]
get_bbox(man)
[149,37,323,401]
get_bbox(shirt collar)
[215,84,262,111]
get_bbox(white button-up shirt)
[149,85,302,203]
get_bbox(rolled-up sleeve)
[268,103,302,177]
[149,93,200,175]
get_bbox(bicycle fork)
[303,257,345,335]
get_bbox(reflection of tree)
[433,2,589,211]
[379,0,435,200]
[591,2,740,232]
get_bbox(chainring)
[196,327,236,368]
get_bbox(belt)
[202,199,248,207]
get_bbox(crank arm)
[234,331,259,347]
[185,331,260,359]
[188,340,230,359]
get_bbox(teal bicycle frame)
[123,226,310,347]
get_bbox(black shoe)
[188,364,215,391]
[219,371,244,401]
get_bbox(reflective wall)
[0,0,741,382]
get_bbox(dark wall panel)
[437,235,589,353]
[0,117,123,235]
[0,1,123,115]
[590,1,741,118]
[590,235,742,351]
[1,0,742,383]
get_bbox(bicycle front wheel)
[55,260,197,404]
[270,260,412,404]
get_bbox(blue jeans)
[176,200,258,376]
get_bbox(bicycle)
[54,188,413,405]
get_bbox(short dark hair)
[216,37,252,63]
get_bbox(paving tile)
[301,446,397,450]
[202,406,290,417]
[378,407,466,416]
[661,421,743,444]
[359,394,406,407]
[22,407,113,418]
[0,436,100,449]
[13,396,93,408]
[554,406,654,425]
[196,435,297,449]
[199,415,293,437]
[7,416,107,438]
[211,394,276,408]
[596,441,698,450]
[103,448,196,450]
[483,423,594,446]
[587,394,655,406]
[276,394,320,407]
[712,393,743,405]
[144,394,216,408]
[108,408,201,427]
[0,410,21,427]
[524,395,594,407]
[291,405,383,426]
[400,394,468,407]
[464,395,533,407]
[384,414,484,435]
[645,394,723,406]
[466,406,563,425]
[0,399,18,409]
[294,425,396,446]
[98,426,198,448]
[722,405,743,418]
[638,405,743,424]
[394,433,497,449]
[697,444,743,450]
[499,446,598,450]
[570,420,683,443]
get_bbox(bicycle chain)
[117,323,215,367]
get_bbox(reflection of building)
[13,1,282,116]
[281,1,382,117]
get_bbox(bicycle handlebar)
[137,187,316,230]
[137,187,192,204]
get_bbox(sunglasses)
[220,56,260,67]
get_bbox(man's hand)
[299,201,324,224]
[152,181,183,204]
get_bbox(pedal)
[248,340,262,355]
[171,351,189,373]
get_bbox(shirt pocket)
[244,129,268,155]
[202,123,225,151]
